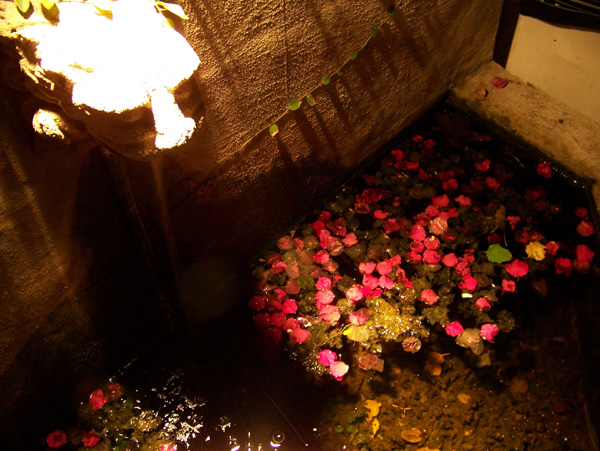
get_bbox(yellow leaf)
[457,393,471,404]
[371,418,379,437]
[364,399,381,421]
[401,428,423,443]
[525,241,546,261]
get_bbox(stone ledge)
[451,59,600,451]
[449,61,600,213]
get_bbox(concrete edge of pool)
[450,60,600,451]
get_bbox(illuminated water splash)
[147,371,206,448]
[137,371,301,451]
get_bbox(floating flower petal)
[445,321,464,337]
[318,349,337,366]
[480,323,500,342]
[505,259,529,278]
[329,360,349,381]
[47,430,67,448]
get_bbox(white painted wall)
[506,15,600,124]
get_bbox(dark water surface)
[42,105,599,451]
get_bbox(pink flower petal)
[445,321,464,337]
[475,297,492,312]
[253,312,271,330]
[320,305,341,322]
[480,323,500,342]
[442,253,458,267]
[329,360,349,381]
[378,275,394,290]
[501,279,516,293]
[349,307,370,326]
[343,232,358,247]
[315,290,335,307]
[376,260,393,275]
[282,299,298,314]
[362,274,378,289]
[423,249,441,265]
[346,285,364,302]
[374,209,388,219]
[420,288,439,306]
[318,349,337,366]
[315,277,332,291]
[384,218,401,234]
[432,193,450,207]
[313,250,330,264]
[359,261,376,275]
[410,224,427,241]
[277,236,295,250]
[491,76,508,88]
[458,275,477,291]
[290,327,311,344]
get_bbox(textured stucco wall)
[130,0,504,321]
[0,0,503,444]
[0,87,162,444]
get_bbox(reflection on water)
[44,105,597,451]
[94,305,337,451]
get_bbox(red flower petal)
[47,430,67,448]
[89,389,106,411]
[83,430,101,448]
[505,259,529,278]
[491,76,508,88]
[577,220,595,237]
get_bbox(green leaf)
[297,274,314,290]
[485,244,513,264]
[41,0,55,10]
[349,50,358,61]
[269,123,279,137]
[288,98,301,111]
[164,17,175,28]
[388,6,397,17]
[306,94,315,106]
[155,1,189,20]
[321,75,331,86]
[337,69,344,76]
[14,0,31,13]
[370,26,379,38]
[91,0,113,19]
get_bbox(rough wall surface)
[0,88,161,444]
[0,0,503,443]
[136,0,503,321]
